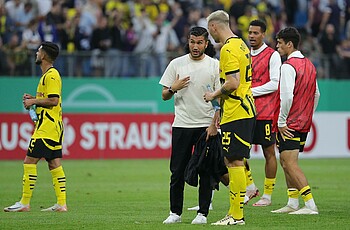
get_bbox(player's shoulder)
[205,54,219,63]
[170,54,189,64]
[45,68,62,81]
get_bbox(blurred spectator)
[61,10,88,76]
[204,0,224,12]
[319,0,345,38]
[339,38,350,78]
[228,0,250,34]
[120,20,138,77]
[0,0,349,79]
[319,23,342,79]
[237,5,258,42]
[105,10,124,77]
[217,0,231,12]
[33,0,53,20]
[90,15,111,76]
[4,0,26,38]
[294,0,308,29]
[299,28,323,78]
[167,1,186,47]
[2,33,29,76]
[0,36,6,73]
[79,0,102,38]
[283,0,298,25]
[273,10,287,36]
[182,7,202,45]
[151,12,180,77]
[15,2,36,38]
[75,0,104,76]
[307,0,324,37]
[256,1,275,46]
[46,0,66,46]
[0,4,16,44]
[4,0,23,22]
[143,0,161,22]
[21,18,41,51]
[132,7,156,77]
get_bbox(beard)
[190,49,205,59]
[35,58,42,65]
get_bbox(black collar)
[224,36,238,44]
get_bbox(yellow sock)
[263,177,276,196]
[288,188,299,199]
[50,166,66,206]
[244,159,254,187]
[300,185,313,202]
[20,164,37,205]
[287,188,299,209]
[227,166,246,220]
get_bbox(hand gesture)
[171,74,190,91]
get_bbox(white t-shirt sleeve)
[251,51,281,96]
[213,59,221,91]
[278,63,295,128]
[314,81,320,111]
[159,60,176,87]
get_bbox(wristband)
[168,86,177,94]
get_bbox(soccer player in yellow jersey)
[4,42,67,212]
[204,10,256,226]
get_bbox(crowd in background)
[1,0,350,79]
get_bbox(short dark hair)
[185,26,216,58]
[249,19,267,33]
[41,41,59,62]
[276,27,300,49]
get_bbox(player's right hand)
[172,74,190,91]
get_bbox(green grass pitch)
[1,158,349,229]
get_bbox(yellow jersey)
[32,67,63,148]
[219,37,256,124]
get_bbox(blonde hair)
[206,10,230,25]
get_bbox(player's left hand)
[206,124,218,141]
[278,126,294,141]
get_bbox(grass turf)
[1,158,349,229]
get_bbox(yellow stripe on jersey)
[219,37,255,125]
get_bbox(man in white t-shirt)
[160,26,221,225]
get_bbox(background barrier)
[1,78,350,113]
[0,78,349,159]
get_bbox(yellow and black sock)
[227,166,246,220]
[244,159,255,188]
[300,185,317,209]
[20,164,37,205]
[50,166,66,206]
[300,185,313,202]
[263,177,276,198]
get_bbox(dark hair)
[41,41,59,62]
[184,26,216,58]
[276,27,300,49]
[249,19,267,33]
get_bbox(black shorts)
[252,120,276,146]
[276,131,308,153]
[220,117,256,161]
[27,138,62,161]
